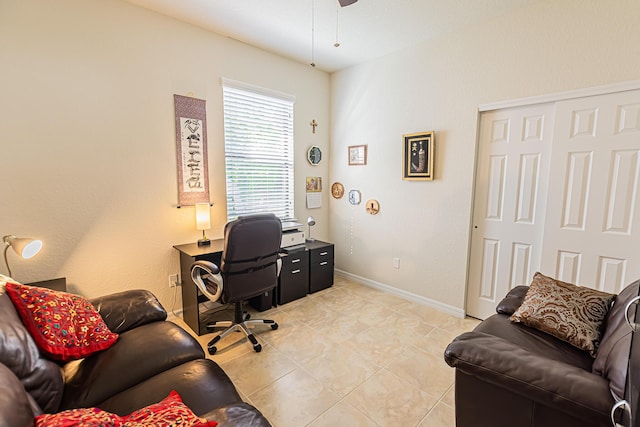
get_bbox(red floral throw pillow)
[5,282,119,362]
[122,390,217,426]
[35,407,121,426]
[35,390,217,427]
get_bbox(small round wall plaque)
[348,189,361,205]
[366,199,380,215]
[331,182,344,199]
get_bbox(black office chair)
[190,214,282,355]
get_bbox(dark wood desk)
[173,241,224,336]
[173,239,335,336]
[26,277,67,292]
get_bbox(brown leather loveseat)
[0,285,271,426]
[445,276,638,427]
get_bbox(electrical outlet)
[168,274,179,288]
[393,257,400,269]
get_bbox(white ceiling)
[123,0,538,73]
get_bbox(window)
[221,79,295,221]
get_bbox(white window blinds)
[222,79,295,221]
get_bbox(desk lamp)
[306,216,316,243]
[3,235,43,277]
[195,203,211,246]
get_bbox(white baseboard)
[334,269,465,319]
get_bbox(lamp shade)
[4,236,43,259]
[195,203,211,231]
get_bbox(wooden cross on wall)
[310,119,318,134]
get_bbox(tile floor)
[171,275,480,427]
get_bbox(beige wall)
[0,0,330,309]
[329,0,640,314]
[4,0,640,317]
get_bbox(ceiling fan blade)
[338,0,357,7]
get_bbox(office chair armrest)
[192,260,220,275]
[191,261,223,302]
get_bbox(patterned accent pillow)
[510,272,616,356]
[5,282,119,362]
[35,407,120,426]
[122,390,217,426]
[35,390,217,427]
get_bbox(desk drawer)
[309,244,334,293]
[279,252,309,304]
[310,246,334,265]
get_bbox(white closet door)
[540,90,640,294]
[466,104,555,320]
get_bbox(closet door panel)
[540,90,640,292]
[467,104,555,319]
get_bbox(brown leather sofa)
[445,281,639,427]
[0,287,271,427]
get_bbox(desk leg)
[179,252,200,335]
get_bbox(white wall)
[329,0,640,313]
[0,0,330,309]
[4,0,639,316]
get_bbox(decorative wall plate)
[307,145,322,165]
[348,189,361,205]
[331,182,344,199]
[366,199,380,215]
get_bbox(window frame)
[221,78,296,222]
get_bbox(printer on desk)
[280,220,305,251]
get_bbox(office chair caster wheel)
[208,346,217,355]
[271,323,279,330]
[253,343,262,353]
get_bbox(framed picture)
[402,131,434,180]
[348,145,367,166]
[348,189,361,205]
[306,176,322,192]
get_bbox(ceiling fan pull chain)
[334,5,341,48]
[310,0,316,67]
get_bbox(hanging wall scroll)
[174,94,210,206]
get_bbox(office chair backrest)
[220,214,282,303]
